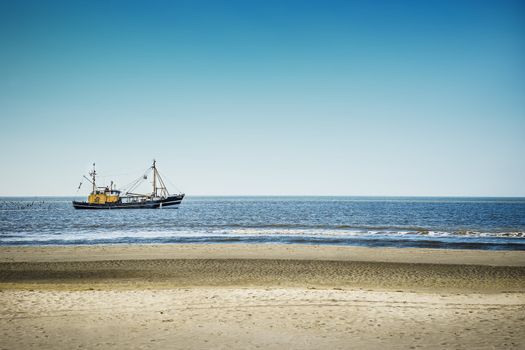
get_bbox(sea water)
[0,196,524,250]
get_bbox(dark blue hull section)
[72,195,184,209]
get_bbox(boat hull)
[72,194,184,210]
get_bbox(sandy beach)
[1,244,525,349]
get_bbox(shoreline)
[1,244,524,292]
[1,243,524,265]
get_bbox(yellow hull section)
[88,194,120,204]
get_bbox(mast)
[152,159,157,197]
[150,159,169,198]
[89,163,96,193]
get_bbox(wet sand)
[1,244,525,349]
[2,243,524,266]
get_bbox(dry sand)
[1,244,525,349]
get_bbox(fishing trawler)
[72,160,184,209]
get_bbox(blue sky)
[0,0,524,196]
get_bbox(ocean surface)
[1,196,524,250]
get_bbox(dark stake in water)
[1,197,524,250]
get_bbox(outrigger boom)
[72,160,185,209]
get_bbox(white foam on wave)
[1,226,524,244]
[227,227,525,238]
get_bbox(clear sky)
[0,0,524,196]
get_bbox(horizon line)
[1,195,525,199]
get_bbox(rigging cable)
[158,169,183,194]
[119,167,152,194]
